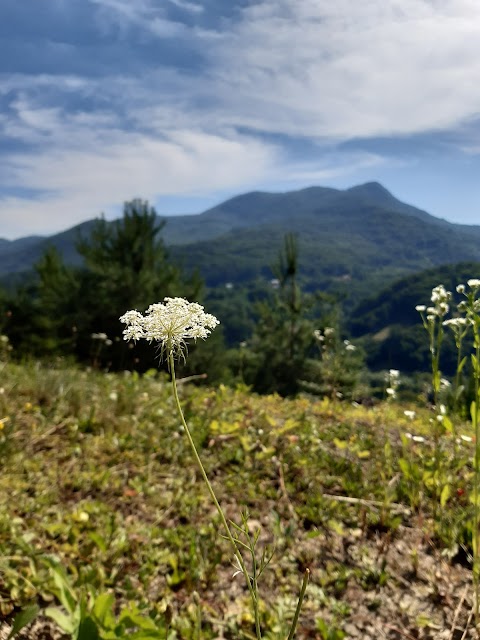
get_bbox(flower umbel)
[120,297,219,362]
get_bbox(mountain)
[1,182,480,302]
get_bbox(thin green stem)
[168,352,262,640]
[286,569,310,640]
[474,338,480,628]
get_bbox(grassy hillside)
[0,360,477,639]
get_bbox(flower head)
[120,297,219,362]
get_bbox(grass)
[0,359,478,639]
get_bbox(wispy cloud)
[1,0,480,238]
[166,0,204,14]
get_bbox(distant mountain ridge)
[1,182,479,301]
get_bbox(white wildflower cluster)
[440,378,451,390]
[442,278,480,339]
[416,284,452,326]
[313,328,356,353]
[385,368,400,400]
[436,403,447,423]
[120,297,219,361]
[91,332,113,346]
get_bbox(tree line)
[0,200,364,398]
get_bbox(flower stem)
[473,339,480,628]
[168,352,263,639]
[286,568,310,640]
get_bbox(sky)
[1,0,480,240]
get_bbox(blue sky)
[1,0,480,239]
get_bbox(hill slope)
[1,183,480,301]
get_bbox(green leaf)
[78,616,101,640]
[89,532,108,553]
[443,416,453,434]
[118,607,157,631]
[356,450,370,459]
[455,384,465,401]
[471,401,478,423]
[128,631,166,640]
[44,558,77,614]
[92,593,115,628]
[398,458,409,477]
[44,606,76,634]
[440,484,451,508]
[7,604,40,639]
[458,356,468,373]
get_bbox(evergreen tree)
[5,199,208,370]
[245,234,315,396]
[74,199,203,369]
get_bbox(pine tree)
[246,234,315,396]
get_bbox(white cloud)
[202,0,480,139]
[0,115,280,237]
[2,0,480,237]
[166,0,204,14]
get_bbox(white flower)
[324,327,335,336]
[456,284,465,294]
[120,297,219,361]
[389,369,400,378]
[468,279,480,288]
[443,318,467,327]
[404,410,416,420]
[386,387,396,397]
[345,344,356,352]
[431,285,451,304]
[460,434,473,443]
[415,305,426,312]
[412,435,426,443]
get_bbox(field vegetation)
[1,201,480,639]
[0,357,477,639]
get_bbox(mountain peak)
[347,181,394,200]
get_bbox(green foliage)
[0,359,477,637]
[6,604,40,639]
[350,262,480,374]
[2,200,215,374]
[243,235,316,396]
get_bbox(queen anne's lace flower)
[120,297,219,361]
